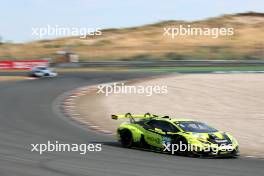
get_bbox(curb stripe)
[60,84,116,136]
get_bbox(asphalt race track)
[0,72,263,176]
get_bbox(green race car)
[112,113,239,157]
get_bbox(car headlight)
[225,132,239,145]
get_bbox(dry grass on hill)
[0,12,263,61]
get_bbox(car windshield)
[176,121,218,133]
[38,67,47,70]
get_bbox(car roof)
[170,118,194,122]
[152,117,194,123]
[35,66,47,68]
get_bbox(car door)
[143,120,178,148]
[142,120,163,147]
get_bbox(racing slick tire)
[119,129,134,148]
[172,136,191,156]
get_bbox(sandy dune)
[75,73,264,157]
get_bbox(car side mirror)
[154,128,164,133]
[154,128,169,134]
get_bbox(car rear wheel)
[119,130,133,148]
[28,73,35,77]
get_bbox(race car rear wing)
[111,113,158,123]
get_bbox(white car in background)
[29,66,58,77]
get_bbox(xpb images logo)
[97,82,168,96]
[30,141,102,155]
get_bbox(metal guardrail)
[53,60,264,68]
